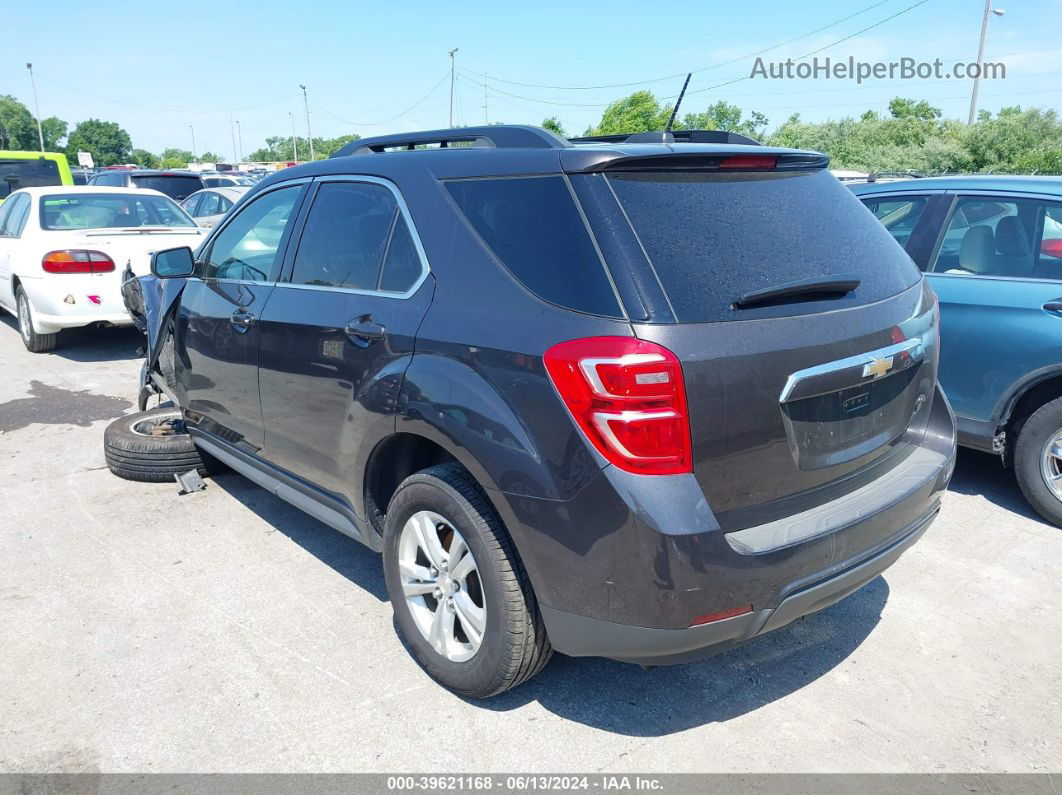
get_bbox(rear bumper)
[542,504,936,665]
[19,275,132,333]
[503,384,956,662]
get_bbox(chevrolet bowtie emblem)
[863,356,894,379]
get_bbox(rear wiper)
[733,274,861,309]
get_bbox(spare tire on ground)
[104,407,211,483]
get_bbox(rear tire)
[382,463,552,698]
[16,287,57,353]
[1014,396,1062,527]
[104,407,212,483]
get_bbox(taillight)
[42,250,116,274]
[543,337,692,475]
[1042,239,1062,259]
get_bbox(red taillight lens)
[543,337,692,475]
[719,155,777,170]
[42,250,116,274]
[1042,239,1062,259]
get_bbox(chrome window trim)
[779,338,924,404]
[279,174,431,300]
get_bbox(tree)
[198,151,222,164]
[682,101,769,139]
[586,91,673,136]
[130,148,159,168]
[246,133,360,162]
[159,148,193,169]
[65,119,132,167]
[542,116,567,137]
[0,95,37,150]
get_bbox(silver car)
[180,186,249,228]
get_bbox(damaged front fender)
[121,265,188,410]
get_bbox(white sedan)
[0,186,204,352]
[180,186,249,228]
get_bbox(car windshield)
[40,193,196,230]
[129,174,202,201]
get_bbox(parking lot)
[0,315,1058,774]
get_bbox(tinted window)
[40,193,195,230]
[291,182,396,289]
[203,185,300,281]
[861,197,928,250]
[0,157,61,198]
[606,169,920,322]
[929,197,1062,280]
[198,192,222,217]
[445,176,621,317]
[130,174,202,200]
[379,214,422,293]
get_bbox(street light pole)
[968,1,1005,125]
[300,85,314,160]
[189,125,196,162]
[235,120,243,162]
[448,48,459,127]
[289,112,298,164]
[230,114,238,165]
[26,63,45,152]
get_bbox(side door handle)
[1043,301,1062,313]
[345,315,386,347]
[230,308,256,332]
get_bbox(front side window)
[291,182,399,290]
[861,196,928,250]
[203,185,301,282]
[929,196,1062,280]
[40,193,195,230]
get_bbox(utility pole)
[483,73,488,125]
[230,114,238,165]
[448,48,459,127]
[300,85,314,160]
[26,63,45,152]
[235,120,243,162]
[189,125,196,162]
[289,112,298,164]
[968,0,1006,125]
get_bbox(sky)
[4,0,1061,158]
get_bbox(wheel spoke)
[402,579,437,597]
[413,513,446,570]
[1049,442,1062,461]
[449,544,475,582]
[453,591,485,645]
[428,600,453,654]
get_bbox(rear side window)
[861,197,928,250]
[131,175,202,201]
[445,176,621,317]
[0,157,61,198]
[606,169,921,322]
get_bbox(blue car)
[851,176,1062,525]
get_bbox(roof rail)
[569,129,762,147]
[332,125,570,157]
[866,170,925,182]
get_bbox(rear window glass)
[130,175,202,201]
[606,169,921,322]
[0,157,61,199]
[41,194,196,229]
[445,176,621,317]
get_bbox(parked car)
[202,174,255,188]
[851,176,1062,526]
[0,151,74,205]
[181,186,249,228]
[88,169,205,202]
[114,125,955,697]
[0,186,203,352]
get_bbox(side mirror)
[151,246,196,278]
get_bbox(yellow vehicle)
[0,151,74,204]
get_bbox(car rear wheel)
[382,463,552,698]
[104,407,215,483]
[1014,396,1062,527]
[16,287,57,353]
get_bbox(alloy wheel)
[1040,429,1062,503]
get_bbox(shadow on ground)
[0,315,145,363]
[947,447,1045,523]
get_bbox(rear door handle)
[230,309,255,332]
[345,316,386,347]
[1043,301,1062,312]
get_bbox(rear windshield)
[444,176,622,317]
[41,193,196,230]
[1,157,61,199]
[130,174,202,201]
[605,168,921,322]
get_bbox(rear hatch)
[576,161,936,531]
[130,173,204,201]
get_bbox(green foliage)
[130,148,160,169]
[158,148,193,169]
[0,95,37,150]
[586,91,673,136]
[65,119,132,167]
[199,151,222,163]
[541,116,567,137]
[681,101,769,139]
[40,117,67,150]
[246,133,360,162]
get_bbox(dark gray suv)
[112,125,956,698]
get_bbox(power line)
[461,0,895,90]
[313,71,450,127]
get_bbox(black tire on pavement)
[104,407,210,483]
[382,463,552,698]
[1014,396,1062,528]
[16,286,57,353]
